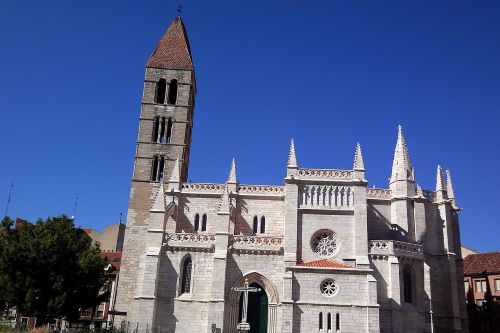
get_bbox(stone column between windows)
[207,231,229,332]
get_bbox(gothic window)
[151,155,159,181]
[152,116,160,142]
[327,313,332,330]
[194,214,200,232]
[166,118,172,143]
[320,278,339,297]
[181,256,192,294]
[260,216,266,234]
[336,313,340,331]
[159,117,166,143]
[403,266,413,303]
[311,229,340,259]
[156,78,167,104]
[252,216,258,234]
[167,79,178,105]
[201,214,207,232]
[158,156,165,181]
[319,312,323,330]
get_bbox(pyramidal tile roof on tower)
[146,17,194,70]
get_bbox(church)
[114,17,468,333]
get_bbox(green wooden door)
[240,283,268,333]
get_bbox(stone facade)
[113,17,468,333]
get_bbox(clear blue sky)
[1,1,499,252]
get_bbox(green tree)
[0,215,107,324]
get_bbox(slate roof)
[463,252,500,275]
[146,17,194,70]
[298,259,354,269]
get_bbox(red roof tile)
[463,252,500,275]
[298,259,354,269]
[101,251,122,270]
[146,17,194,70]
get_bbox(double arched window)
[181,255,192,294]
[252,215,266,235]
[151,155,164,181]
[194,213,208,232]
[152,117,172,144]
[155,78,179,105]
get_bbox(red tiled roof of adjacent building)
[101,251,122,270]
[298,259,354,269]
[146,17,194,70]
[463,252,500,275]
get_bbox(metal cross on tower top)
[232,278,261,331]
[177,4,184,16]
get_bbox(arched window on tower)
[181,256,192,294]
[194,214,200,232]
[252,216,258,235]
[159,117,166,143]
[327,313,332,330]
[167,79,178,105]
[403,265,413,304]
[260,216,266,234]
[151,155,159,181]
[152,116,160,142]
[158,156,165,181]
[319,312,323,330]
[201,214,207,232]
[336,313,340,331]
[166,118,172,143]
[156,78,167,104]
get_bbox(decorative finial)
[435,165,446,192]
[390,125,413,183]
[227,158,237,183]
[446,169,456,205]
[353,142,365,171]
[287,138,297,168]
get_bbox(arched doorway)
[238,282,268,333]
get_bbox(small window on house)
[151,155,159,181]
[403,266,413,303]
[319,312,323,330]
[476,279,487,292]
[252,216,258,234]
[260,216,266,234]
[495,279,500,291]
[166,118,172,143]
[152,116,160,142]
[168,79,178,105]
[201,214,207,232]
[156,78,167,104]
[327,313,332,330]
[464,281,470,294]
[181,256,192,294]
[336,313,340,331]
[194,214,200,232]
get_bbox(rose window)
[311,229,340,258]
[320,279,338,297]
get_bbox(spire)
[416,183,424,197]
[353,143,365,171]
[146,17,194,70]
[227,158,237,183]
[435,165,446,192]
[446,169,456,204]
[167,158,181,191]
[390,125,414,183]
[287,139,297,168]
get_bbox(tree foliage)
[0,216,108,323]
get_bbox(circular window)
[320,278,339,297]
[311,229,340,258]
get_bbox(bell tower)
[134,16,195,183]
[114,16,195,326]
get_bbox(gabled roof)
[463,252,500,275]
[146,17,194,70]
[298,259,354,269]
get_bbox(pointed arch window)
[327,313,332,330]
[167,79,178,105]
[403,266,413,304]
[319,312,323,330]
[252,216,258,234]
[166,118,172,143]
[181,256,192,294]
[194,214,200,232]
[151,155,164,181]
[155,78,167,104]
[152,116,160,142]
[201,214,207,232]
[260,216,266,234]
[336,313,340,331]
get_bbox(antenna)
[72,194,79,220]
[4,181,13,218]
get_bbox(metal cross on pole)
[232,278,261,332]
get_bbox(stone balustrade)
[297,168,353,180]
[229,235,284,253]
[369,240,423,259]
[238,185,285,196]
[367,188,391,199]
[299,184,353,209]
[164,233,216,250]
